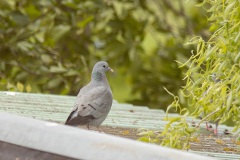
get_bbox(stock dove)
[65,61,113,129]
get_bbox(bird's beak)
[108,67,114,72]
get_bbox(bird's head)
[93,61,114,73]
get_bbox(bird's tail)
[65,115,95,126]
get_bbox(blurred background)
[0,0,210,110]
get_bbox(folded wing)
[65,86,112,126]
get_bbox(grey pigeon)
[65,61,114,129]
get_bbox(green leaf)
[226,91,233,111]
[47,77,62,89]
[0,0,15,10]
[16,41,33,52]
[169,117,181,124]
[224,1,236,19]
[185,127,197,134]
[49,65,67,73]
[195,0,207,7]
[77,15,94,28]
[64,69,79,76]
[41,54,52,64]
[17,82,24,92]
[113,1,123,18]
[48,25,71,42]
[138,137,150,143]
[26,84,31,93]
[9,11,29,26]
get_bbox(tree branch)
[197,108,221,127]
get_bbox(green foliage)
[139,90,196,149]
[0,0,208,110]
[141,0,240,149]
[138,117,196,149]
[182,0,240,132]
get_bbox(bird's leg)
[206,122,218,135]
[213,128,218,135]
[97,127,101,132]
[213,123,218,135]
[87,125,90,130]
[205,122,209,130]
[95,126,105,134]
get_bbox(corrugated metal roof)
[0,91,239,159]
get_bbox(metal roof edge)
[0,112,215,160]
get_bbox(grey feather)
[65,61,113,128]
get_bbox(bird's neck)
[91,71,111,92]
[91,71,105,82]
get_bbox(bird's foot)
[89,126,106,134]
[95,128,106,134]
[207,127,218,136]
[206,127,214,132]
[205,123,213,131]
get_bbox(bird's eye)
[103,65,106,68]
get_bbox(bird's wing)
[65,85,112,125]
[77,85,113,118]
